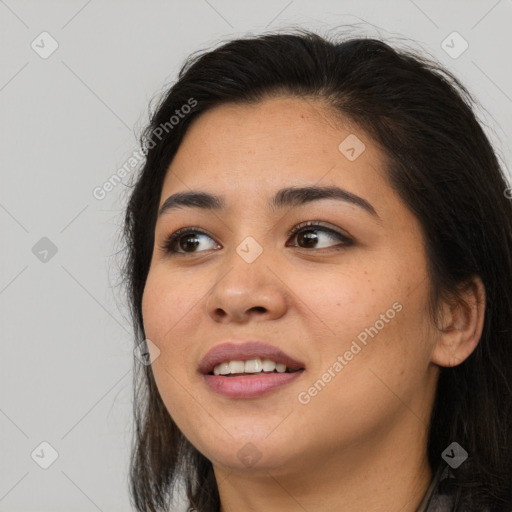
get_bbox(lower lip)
[203,370,304,398]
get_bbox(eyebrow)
[158,185,380,220]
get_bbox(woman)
[123,28,512,511]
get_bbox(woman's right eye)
[160,228,219,255]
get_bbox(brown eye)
[161,228,219,255]
[287,222,352,250]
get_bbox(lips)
[198,340,305,375]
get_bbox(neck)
[214,416,433,512]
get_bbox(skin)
[141,96,486,512]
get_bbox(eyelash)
[160,221,353,256]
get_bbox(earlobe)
[431,276,486,368]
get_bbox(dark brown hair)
[122,28,512,511]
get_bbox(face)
[141,96,440,478]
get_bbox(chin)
[205,445,294,473]
[188,427,304,474]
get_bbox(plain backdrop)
[1,1,511,510]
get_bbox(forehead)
[161,97,389,205]
[175,96,359,167]
[171,97,382,182]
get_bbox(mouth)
[203,369,305,398]
[199,341,306,398]
[207,358,304,376]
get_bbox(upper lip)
[199,341,305,375]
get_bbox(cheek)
[296,305,433,452]
[141,266,212,389]
[141,269,204,428]
[290,265,380,328]
[141,266,201,343]
[305,257,433,393]
[320,291,433,410]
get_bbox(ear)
[431,276,486,368]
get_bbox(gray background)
[1,1,511,510]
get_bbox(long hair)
[122,28,512,511]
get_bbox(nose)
[205,250,288,324]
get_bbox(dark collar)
[414,463,449,512]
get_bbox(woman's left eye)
[160,222,352,256]
[287,222,353,250]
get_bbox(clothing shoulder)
[424,463,512,512]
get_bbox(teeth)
[212,358,291,375]
[244,359,262,373]
[275,363,287,373]
[229,360,245,374]
[261,359,276,372]
[213,362,230,375]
